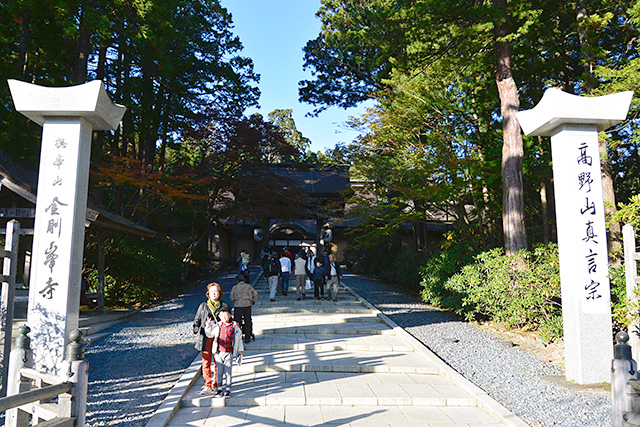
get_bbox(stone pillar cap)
[8,79,126,131]
[516,88,633,136]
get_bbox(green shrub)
[419,241,479,306]
[421,243,563,342]
[84,233,185,307]
[611,263,640,335]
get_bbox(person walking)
[193,282,228,394]
[260,247,270,272]
[294,252,307,300]
[279,251,292,297]
[230,275,258,343]
[264,251,281,302]
[324,254,343,302]
[236,250,251,283]
[322,249,330,269]
[311,258,325,300]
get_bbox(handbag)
[305,278,313,291]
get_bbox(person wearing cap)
[193,282,227,394]
[230,275,258,343]
[204,304,244,397]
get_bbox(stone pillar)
[517,88,633,384]
[8,80,125,375]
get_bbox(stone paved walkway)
[146,274,528,427]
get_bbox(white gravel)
[343,272,611,427]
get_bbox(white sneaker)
[199,386,214,395]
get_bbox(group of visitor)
[261,247,342,302]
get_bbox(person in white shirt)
[279,253,292,296]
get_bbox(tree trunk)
[74,3,89,84]
[16,11,31,79]
[600,138,622,265]
[539,137,550,243]
[540,180,549,243]
[494,0,527,255]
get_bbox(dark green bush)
[84,232,185,307]
[421,243,563,342]
[611,263,637,335]
[419,241,479,307]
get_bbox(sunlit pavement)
[146,273,526,427]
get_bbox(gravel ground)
[84,270,238,427]
[80,269,611,427]
[342,272,612,427]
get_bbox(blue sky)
[220,0,370,152]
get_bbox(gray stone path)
[146,274,527,427]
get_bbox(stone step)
[243,334,414,353]
[253,306,374,314]
[236,349,434,373]
[78,318,127,339]
[256,325,394,336]
[254,297,360,304]
[84,331,111,345]
[243,342,414,352]
[172,404,502,426]
[251,314,382,324]
[181,371,474,408]
[78,309,137,326]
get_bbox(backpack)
[265,258,279,276]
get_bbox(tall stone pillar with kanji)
[8,80,125,374]
[517,88,633,384]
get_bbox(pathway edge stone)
[342,282,530,427]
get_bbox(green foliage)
[419,240,480,307]
[84,233,184,308]
[302,0,640,254]
[610,264,631,333]
[267,109,311,161]
[611,195,640,229]
[421,243,563,342]
[608,262,640,341]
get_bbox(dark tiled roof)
[262,164,350,195]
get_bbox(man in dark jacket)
[264,251,281,302]
[324,254,343,302]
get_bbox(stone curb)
[232,364,440,374]
[341,282,530,427]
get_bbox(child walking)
[204,305,244,397]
